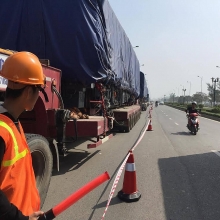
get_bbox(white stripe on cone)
[125,163,136,172]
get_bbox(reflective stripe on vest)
[0,121,28,167]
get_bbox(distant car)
[159,101,164,105]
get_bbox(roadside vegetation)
[165,102,220,121]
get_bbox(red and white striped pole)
[39,172,110,219]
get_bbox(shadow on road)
[92,196,123,210]
[158,152,220,220]
[52,136,101,176]
[171,131,192,136]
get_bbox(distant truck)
[0,0,148,206]
[139,72,149,111]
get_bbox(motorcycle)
[186,113,199,135]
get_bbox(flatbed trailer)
[113,105,141,132]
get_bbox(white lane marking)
[202,117,220,123]
[175,123,179,125]
[212,150,220,157]
[166,115,168,117]
[169,118,172,120]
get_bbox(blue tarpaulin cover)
[140,72,148,98]
[0,0,140,95]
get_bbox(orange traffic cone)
[118,151,141,202]
[147,120,153,131]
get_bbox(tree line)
[165,82,220,106]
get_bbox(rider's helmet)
[192,101,197,105]
[0,51,46,87]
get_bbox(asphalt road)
[42,105,220,220]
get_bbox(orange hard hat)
[0,51,46,86]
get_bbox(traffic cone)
[118,151,141,202]
[147,120,153,131]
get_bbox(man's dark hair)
[5,86,38,99]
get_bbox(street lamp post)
[187,81,191,103]
[187,81,191,96]
[172,93,175,103]
[197,76,203,93]
[182,89,186,104]
[197,76,203,104]
[211,77,219,106]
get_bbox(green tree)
[207,82,220,105]
[178,96,184,104]
[191,92,209,104]
[185,95,192,103]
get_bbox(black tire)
[135,113,138,124]
[190,126,197,135]
[25,134,53,208]
[125,118,131,132]
[131,115,134,129]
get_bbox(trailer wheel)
[129,116,133,130]
[134,114,137,125]
[25,134,53,208]
[124,119,131,132]
[131,114,134,128]
[138,111,141,119]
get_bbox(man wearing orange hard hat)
[0,52,46,219]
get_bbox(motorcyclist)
[155,101,158,107]
[185,101,200,128]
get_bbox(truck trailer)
[0,0,147,206]
[139,71,149,111]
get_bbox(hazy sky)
[108,0,220,100]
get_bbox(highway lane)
[156,105,220,155]
[42,105,220,220]
[153,105,220,220]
